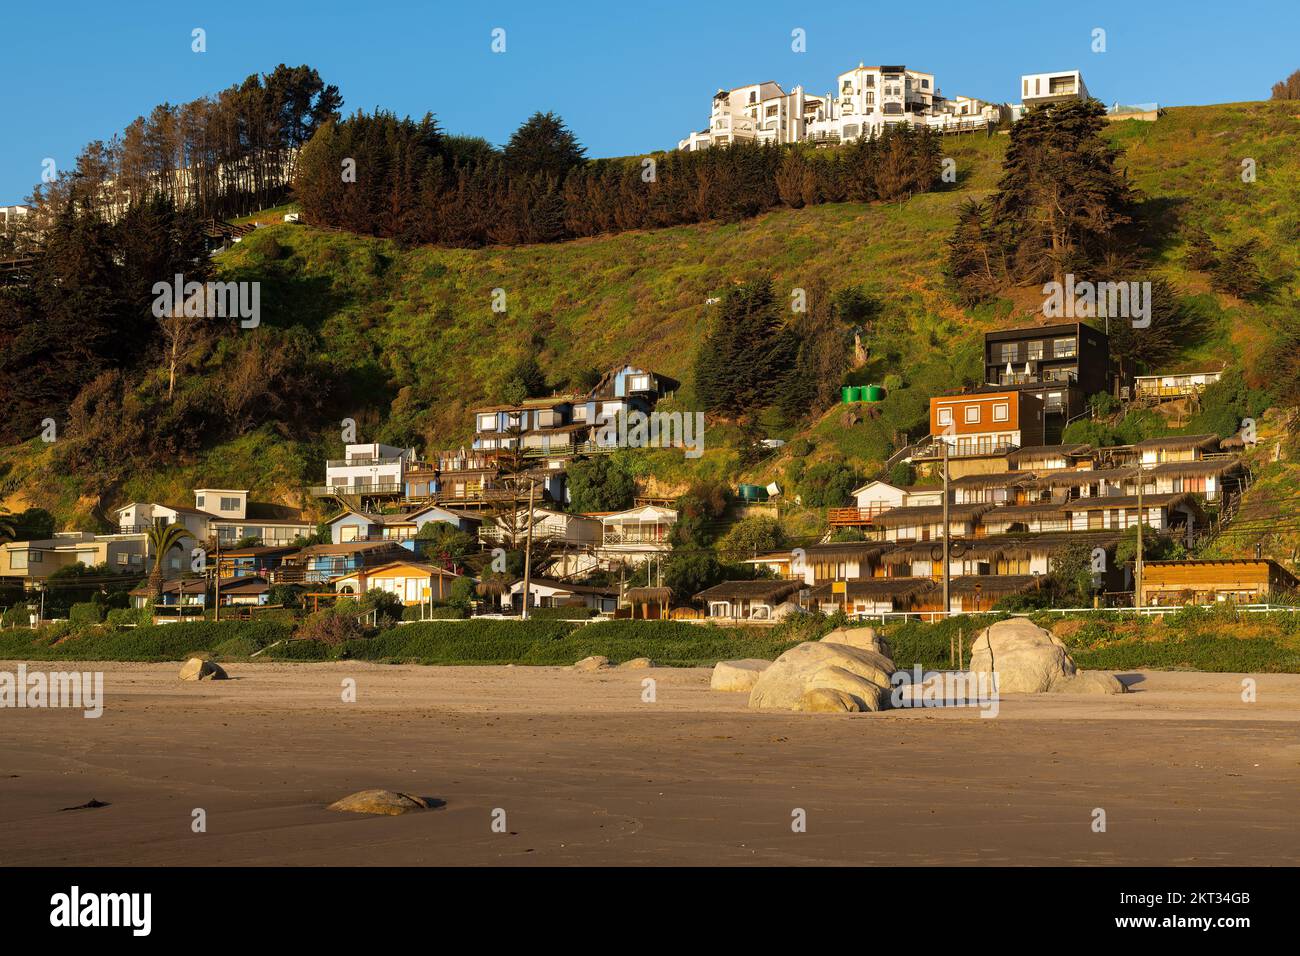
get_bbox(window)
[221,497,240,512]
[993,403,1009,422]
[964,406,981,424]
[196,495,205,508]
[998,343,1017,363]
[118,553,130,565]
[1052,338,1076,358]
[1027,340,1044,361]
[477,413,496,432]
[937,408,953,426]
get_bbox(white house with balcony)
[322,443,413,497]
[679,82,827,151]
[595,506,676,568]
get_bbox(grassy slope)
[2,103,1298,556]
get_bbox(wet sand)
[2,662,1298,865]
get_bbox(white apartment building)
[116,489,313,548]
[679,82,828,151]
[323,443,413,496]
[680,63,1001,151]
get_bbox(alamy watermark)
[593,409,705,459]
[890,666,1000,718]
[151,274,260,328]
[1,665,103,718]
[1043,274,1150,328]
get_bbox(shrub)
[106,605,153,628]
[295,606,367,645]
[69,603,105,625]
[2,604,35,628]
[402,604,469,621]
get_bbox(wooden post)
[213,538,221,622]
[958,628,964,670]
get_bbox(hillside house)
[1134,370,1223,400]
[980,322,1112,435]
[595,506,676,568]
[929,391,1045,458]
[1132,434,1223,466]
[332,560,465,605]
[314,443,414,504]
[277,541,410,585]
[0,532,150,585]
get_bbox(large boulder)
[821,625,891,658]
[710,658,771,692]
[967,618,1075,694]
[573,655,611,672]
[773,601,809,621]
[327,790,431,816]
[749,640,895,713]
[179,658,227,682]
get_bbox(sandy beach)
[2,661,1298,866]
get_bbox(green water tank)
[866,384,886,402]
[841,386,855,404]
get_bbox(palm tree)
[146,522,192,602]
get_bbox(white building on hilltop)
[679,81,828,151]
[679,63,1000,150]
[1018,70,1089,112]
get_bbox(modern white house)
[321,443,414,497]
[1019,70,1089,110]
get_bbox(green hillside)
[2,101,1298,559]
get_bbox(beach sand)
[2,661,1298,865]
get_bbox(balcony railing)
[912,441,1020,461]
[310,483,404,497]
[325,456,404,468]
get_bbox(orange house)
[930,391,1045,458]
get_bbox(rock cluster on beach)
[968,618,1125,695]
[711,626,896,713]
[711,619,1123,714]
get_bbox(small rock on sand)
[179,658,227,682]
[711,659,771,692]
[616,657,654,669]
[573,655,611,671]
[327,790,432,816]
[1053,671,1127,695]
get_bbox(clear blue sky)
[3,0,1296,202]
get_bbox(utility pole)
[520,477,536,620]
[1134,465,1144,613]
[942,441,951,617]
[212,537,221,622]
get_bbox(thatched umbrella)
[476,574,513,610]
[625,586,673,620]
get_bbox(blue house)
[326,506,481,550]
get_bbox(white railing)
[851,603,1300,624]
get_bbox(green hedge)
[0,620,293,662]
[69,603,105,625]
[525,606,599,620]
[402,604,468,621]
